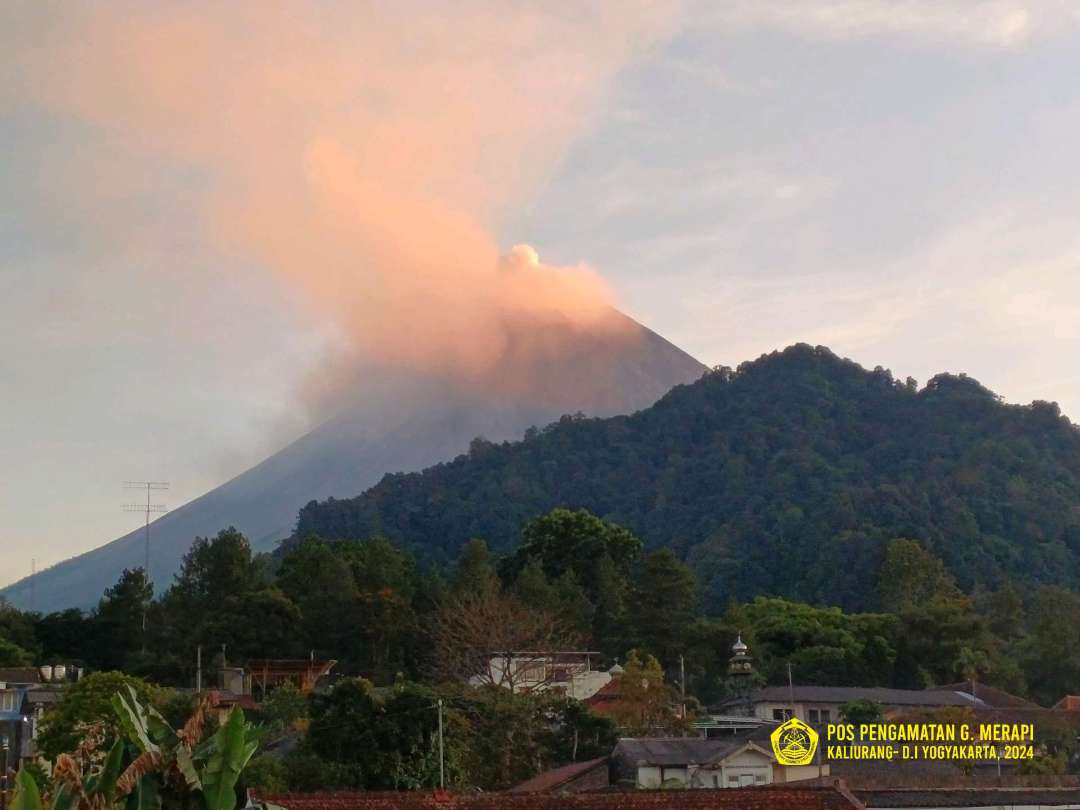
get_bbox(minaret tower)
[726,633,756,715]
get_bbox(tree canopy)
[289,344,1080,611]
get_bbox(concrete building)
[611,730,830,790]
[470,652,613,700]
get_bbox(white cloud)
[698,1,1072,48]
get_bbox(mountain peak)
[0,311,705,612]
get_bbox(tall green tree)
[500,509,642,604]
[895,594,995,687]
[307,678,466,790]
[733,597,897,687]
[1022,586,1080,706]
[163,528,263,624]
[0,600,39,659]
[0,637,32,666]
[35,671,154,759]
[877,538,961,612]
[277,537,361,660]
[34,609,95,664]
[511,560,592,637]
[630,549,697,669]
[93,568,153,670]
[452,539,499,596]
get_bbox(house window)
[808,709,819,723]
[712,775,720,787]
[772,708,793,720]
[728,775,739,784]
[755,774,766,783]
[820,710,831,724]
[0,691,16,712]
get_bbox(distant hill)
[1,309,705,612]
[291,344,1080,611]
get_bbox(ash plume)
[5,2,680,417]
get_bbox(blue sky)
[4,1,1080,585]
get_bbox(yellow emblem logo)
[770,717,819,766]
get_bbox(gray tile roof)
[25,689,62,704]
[0,668,42,685]
[611,733,768,768]
[744,686,985,708]
[927,682,1040,709]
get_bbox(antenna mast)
[122,481,169,645]
[122,481,169,576]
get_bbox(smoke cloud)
[5,2,679,416]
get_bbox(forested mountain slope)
[1,309,704,611]
[292,344,1080,610]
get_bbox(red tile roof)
[259,782,864,809]
[507,758,608,793]
[208,690,258,711]
[1053,695,1080,711]
[583,678,623,716]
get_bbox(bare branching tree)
[429,586,580,694]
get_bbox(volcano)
[1,309,705,612]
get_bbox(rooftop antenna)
[122,481,169,577]
[123,481,169,646]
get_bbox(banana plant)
[9,736,127,810]
[11,687,264,810]
[199,708,259,810]
[112,686,262,810]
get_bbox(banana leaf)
[112,687,161,755]
[199,709,258,810]
[10,769,44,810]
[84,737,126,801]
[124,774,162,810]
[176,746,203,791]
[48,784,75,810]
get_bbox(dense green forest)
[6,512,1080,787]
[7,346,1080,788]
[291,344,1080,611]
[5,512,1080,707]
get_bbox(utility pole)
[787,661,796,720]
[1,734,9,810]
[437,699,445,790]
[196,646,202,693]
[679,654,686,719]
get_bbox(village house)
[611,729,830,790]
[0,665,78,766]
[470,652,613,700]
[219,658,338,698]
[715,684,989,726]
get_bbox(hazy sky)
[4,1,1080,587]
